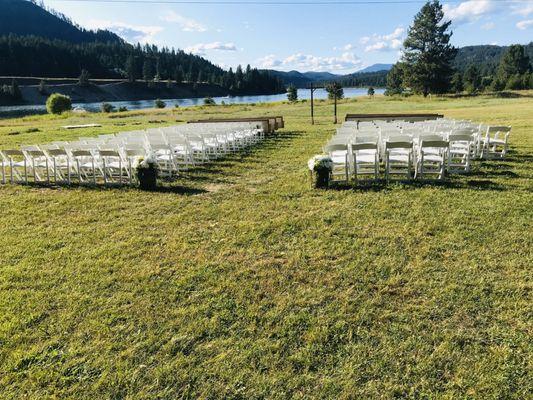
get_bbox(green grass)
[0,94,532,399]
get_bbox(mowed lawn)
[0,94,532,399]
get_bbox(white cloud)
[512,1,533,16]
[185,42,238,55]
[362,26,405,52]
[160,11,207,32]
[256,54,282,68]
[443,0,496,24]
[86,20,163,43]
[481,21,495,30]
[516,19,533,29]
[257,52,362,72]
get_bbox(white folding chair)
[1,150,28,184]
[25,149,51,184]
[482,126,511,159]
[448,133,472,174]
[385,140,413,182]
[124,148,145,185]
[71,149,98,184]
[99,150,127,185]
[416,139,449,180]
[47,148,71,184]
[325,144,349,183]
[350,142,379,182]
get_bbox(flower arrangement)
[136,153,159,190]
[308,155,333,172]
[308,155,333,189]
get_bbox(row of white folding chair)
[0,145,144,185]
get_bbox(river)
[0,87,384,117]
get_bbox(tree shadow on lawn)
[328,177,507,192]
[22,181,208,195]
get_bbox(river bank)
[0,81,286,107]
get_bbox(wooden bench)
[345,113,444,123]
[188,116,284,134]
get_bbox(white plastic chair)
[448,133,472,174]
[416,139,449,180]
[350,142,379,182]
[385,140,413,182]
[25,149,51,184]
[47,148,71,184]
[325,143,349,183]
[1,150,28,184]
[482,126,511,159]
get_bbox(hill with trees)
[0,0,122,43]
[0,0,284,104]
[385,0,533,96]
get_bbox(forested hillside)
[454,43,533,75]
[0,0,121,43]
[0,0,284,99]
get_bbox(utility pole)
[334,91,337,124]
[310,83,317,125]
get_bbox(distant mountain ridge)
[357,63,393,73]
[266,64,390,87]
[0,0,122,43]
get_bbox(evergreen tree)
[174,66,184,84]
[38,79,47,95]
[498,44,531,81]
[385,63,404,95]
[125,55,137,83]
[367,87,375,97]
[197,70,204,83]
[451,72,464,93]
[286,84,298,102]
[464,64,481,93]
[9,79,21,99]
[78,69,90,87]
[325,82,344,100]
[401,0,457,96]
[143,58,154,86]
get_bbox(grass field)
[0,94,532,399]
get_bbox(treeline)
[0,0,123,44]
[450,45,533,93]
[331,70,388,87]
[0,34,284,95]
[385,1,533,96]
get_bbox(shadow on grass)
[328,177,507,192]
[19,181,208,195]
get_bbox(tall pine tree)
[402,0,456,96]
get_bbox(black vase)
[314,168,330,189]
[137,167,158,190]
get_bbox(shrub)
[155,99,166,108]
[46,93,72,114]
[101,102,115,113]
[203,97,215,105]
[174,103,180,108]
[118,106,128,112]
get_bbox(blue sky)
[43,0,533,73]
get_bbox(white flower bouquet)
[136,152,159,190]
[308,154,332,189]
[308,155,333,172]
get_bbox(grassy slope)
[0,95,532,399]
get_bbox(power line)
[49,0,530,5]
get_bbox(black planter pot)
[137,167,158,190]
[314,168,330,189]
